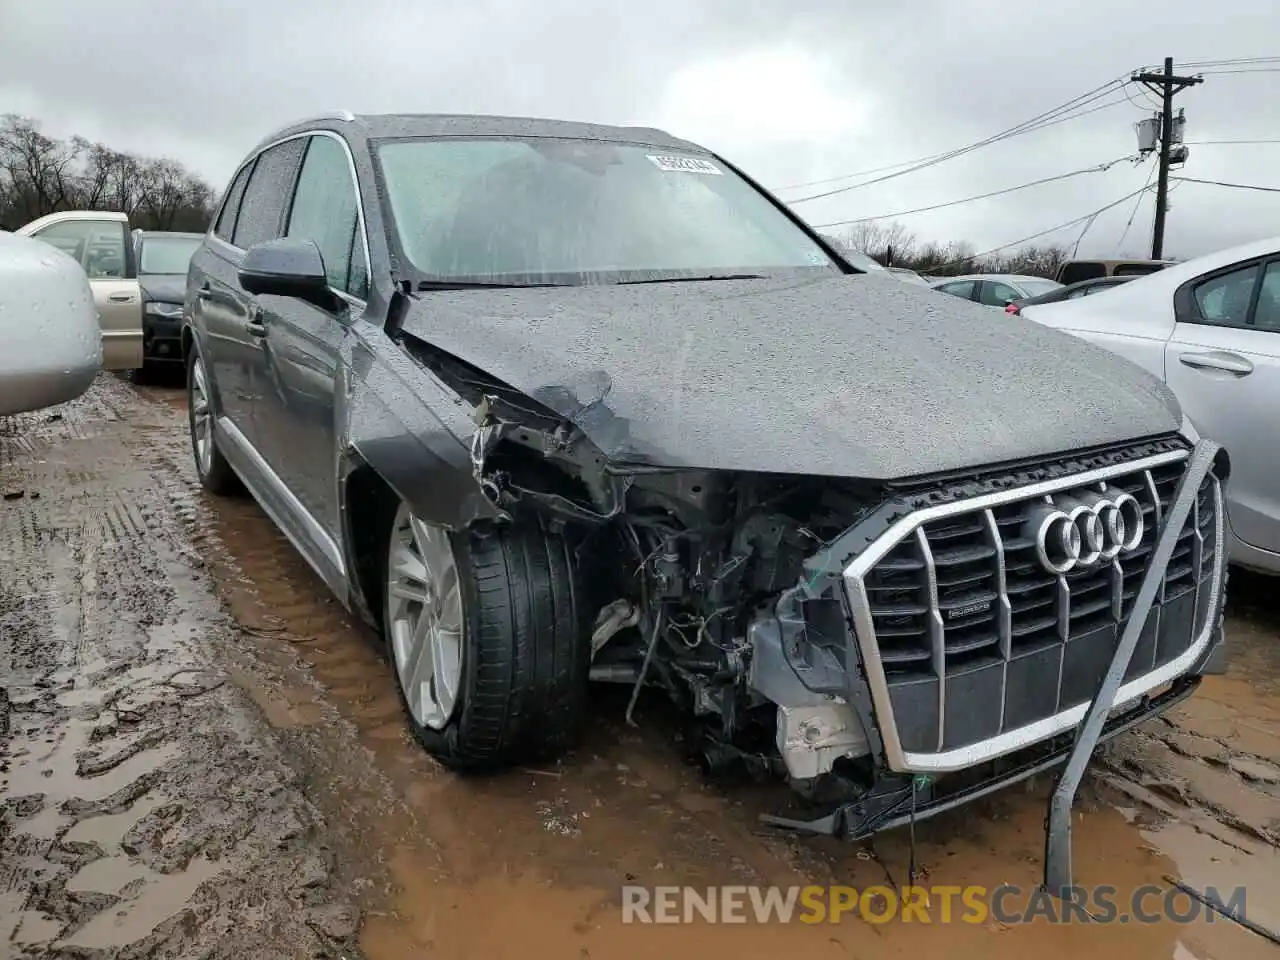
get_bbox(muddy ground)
[1,375,1277,960]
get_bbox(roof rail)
[281,110,356,129]
[252,111,357,152]
[300,110,355,124]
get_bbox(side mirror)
[0,233,102,415]
[239,238,331,304]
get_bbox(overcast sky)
[2,0,1277,260]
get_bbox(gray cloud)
[2,0,1277,259]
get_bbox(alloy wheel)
[386,504,464,730]
[190,358,213,477]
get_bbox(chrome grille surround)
[842,448,1225,774]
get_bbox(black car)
[134,230,204,376]
[181,113,1226,850]
[1005,275,1135,315]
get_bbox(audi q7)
[181,112,1229,843]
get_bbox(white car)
[1022,236,1280,574]
[16,210,143,370]
[0,232,102,415]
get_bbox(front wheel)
[383,502,589,770]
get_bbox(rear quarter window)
[213,163,254,243]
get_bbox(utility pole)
[1132,58,1203,259]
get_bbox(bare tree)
[835,220,918,265]
[0,114,82,224]
[1,115,216,231]
[136,158,214,231]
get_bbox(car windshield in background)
[139,236,203,274]
[1019,279,1063,296]
[375,137,839,286]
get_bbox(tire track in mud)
[0,377,361,959]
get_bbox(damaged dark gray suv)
[182,112,1228,862]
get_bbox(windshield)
[139,235,202,274]
[1018,279,1062,296]
[375,137,839,285]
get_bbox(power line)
[780,75,1129,200]
[1144,56,1280,70]
[934,183,1158,269]
[812,156,1134,228]
[1193,67,1280,76]
[1185,138,1280,145]
[776,59,1277,197]
[1121,83,1157,111]
[1113,159,1157,254]
[1172,175,1280,193]
[773,154,952,191]
[787,83,1128,202]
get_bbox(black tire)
[186,349,241,496]
[132,359,169,386]
[386,515,590,770]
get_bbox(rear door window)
[232,139,307,250]
[979,281,1020,306]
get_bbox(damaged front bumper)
[752,438,1228,866]
[760,673,1201,838]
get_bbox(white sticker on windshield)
[647,154,723,175]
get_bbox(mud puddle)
[5,377,1278,959]
[0,378,361,959]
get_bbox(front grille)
[849,448,1222,767]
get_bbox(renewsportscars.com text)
[621,884,1248,926]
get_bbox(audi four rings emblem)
[1026,488,1146,574]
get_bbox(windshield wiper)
[616,274,766,285]
[416,279,564,291]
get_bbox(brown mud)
[2,375,1277,959]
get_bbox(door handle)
[245,310,267,338]
[108,293,135,303]
[196,284,213,301]
[1178,351,1254,376]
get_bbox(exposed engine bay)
[410,337,883,795]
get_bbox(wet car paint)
[395,274,1183,479]
[0,231,102,415]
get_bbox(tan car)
[16,210,143,370]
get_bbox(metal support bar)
[1043,439,1219,896]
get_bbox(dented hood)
[399,274,1181,480]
